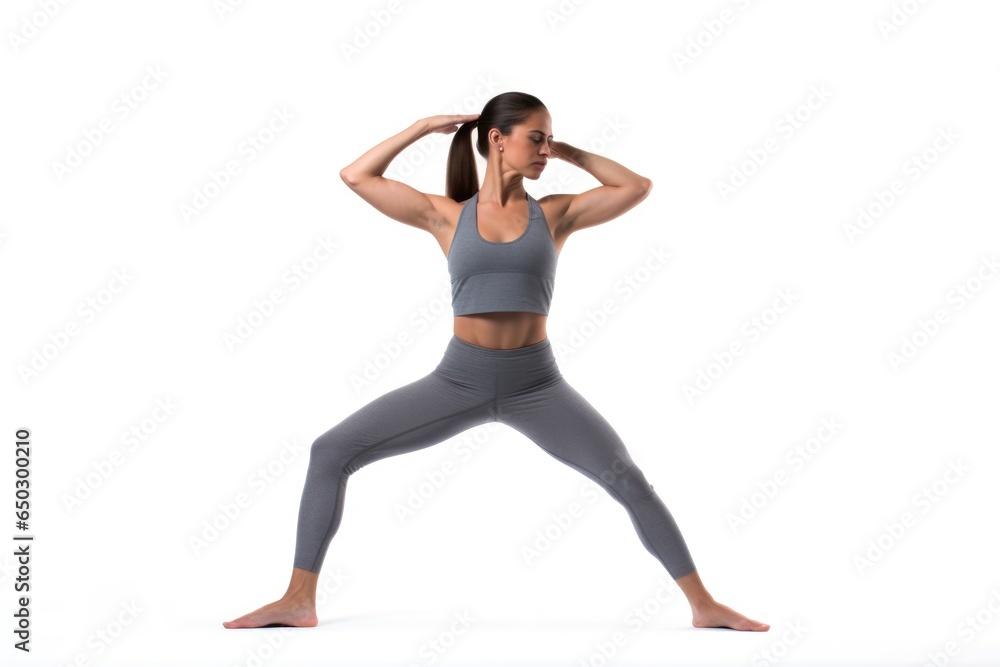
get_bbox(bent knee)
[309,433,353,468]
[609,467,656,501]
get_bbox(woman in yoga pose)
[224,92,768,632]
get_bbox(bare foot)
[223,597,318,629]
[692,600,769,631]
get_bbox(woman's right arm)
[339,114,478,232]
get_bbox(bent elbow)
[630,178,653,205]
[339,168,358,188]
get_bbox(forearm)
[552,141,651,189]
[340,119,429,185]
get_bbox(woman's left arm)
[548,140,652,235]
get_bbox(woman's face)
[495,108,553,179]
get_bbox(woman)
[224,92,768,632]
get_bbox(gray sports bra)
[447,191,557,316]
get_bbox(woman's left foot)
[692,600,769,631]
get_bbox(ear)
[488,128,503,148]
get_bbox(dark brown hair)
[446,92,546,202]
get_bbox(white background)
[2,1,999,665]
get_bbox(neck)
[478,164,526,206]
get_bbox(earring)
[499,146,503,152]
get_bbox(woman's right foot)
[223,597,318,628]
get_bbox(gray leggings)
[293,335,696,579]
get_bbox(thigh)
[312,368,494,474]
[499,376,641,484]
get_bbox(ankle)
[282,589,316,605]
[691,597,718,613]
[674,570,714,608]
[285,567,320,602]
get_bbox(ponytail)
[446,119,479,203]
